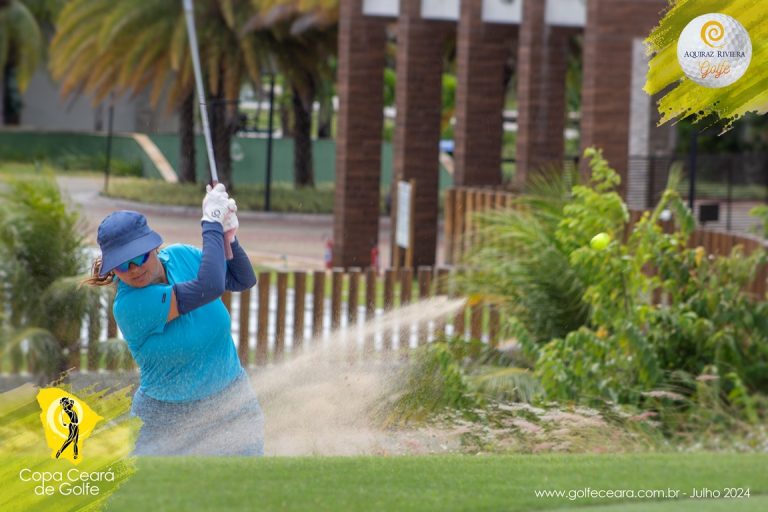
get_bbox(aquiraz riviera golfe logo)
[677,13,752,88]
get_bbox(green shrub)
[0,175,99,378]
[104,177,395,215]
[382,340,477,425]
[458,165,590,355]
[539,151,768,406]
[749,204,768,238]
[380,337,541,425]
[0,152,142,176]
[56,153,143,177]
[461,147,768,426]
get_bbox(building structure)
[334,0,673,268]
[20,66,178,134]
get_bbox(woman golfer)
[84,184,264,456]
[55,398,79,459]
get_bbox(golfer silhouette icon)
[55,398,80,460]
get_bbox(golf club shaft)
[183,0,233,259]
[182,0,218,185]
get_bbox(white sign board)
[396,181,412,249]
[482,0,522,24]
[421,0,459,21]
[363,0,398,17]
[545,0,587,27]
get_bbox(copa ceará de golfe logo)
[36,388,103,465]
[677,13,752,88]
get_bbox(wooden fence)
[444,186,768,297]
[7,186,765,376]
[2,266,503,374]
[224,266,501,366]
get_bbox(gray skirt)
[130,370,265,456]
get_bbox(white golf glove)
[222,198,239,233]
[202,183,230,225]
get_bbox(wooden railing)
[443,188,517,265]
[223,266,501,366]
[6,187,766,376]
[2,266,503,374]
[444,186,768,297]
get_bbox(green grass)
[0,158,141,178]
[104,177,393,215]
[677,180,768,201]
[104,177,344,214]
[0,161,101,178]
[105,453,768,511]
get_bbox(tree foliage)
[0,175,102,378]
[244,0,339,187]
[0,0,44,123]
[48,0,339,188]
[461,148,768,419]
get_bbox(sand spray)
[249,297,466,456]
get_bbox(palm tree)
[49,0,265,188]
[196,0,268,190]
[0,0,43,124]
[18,0,64,35]
[49,0,200,182]
[244,0,338,187]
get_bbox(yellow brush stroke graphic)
[1,383,139,512]
[645,0,768,131]
[700,20,725,48]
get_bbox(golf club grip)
[224,232,234,260]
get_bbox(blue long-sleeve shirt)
[113,241,255,402]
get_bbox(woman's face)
[113,249,165,288]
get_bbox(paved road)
[57,176,444,270]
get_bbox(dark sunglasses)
[115,251,151,272]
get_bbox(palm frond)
[467,366,543,403]
[459,170,590,345]
[98,338,135,371]
[6,0,43,89]
[0,326,62,376]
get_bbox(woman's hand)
[223,198,239,235]
[202,183,231,225]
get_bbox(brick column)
[453,0,517,186]
[515,0,574,189]
[333,0,388,267]
[580,0,667,197]
[390,1,453,267]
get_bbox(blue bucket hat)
[97,211,163,276]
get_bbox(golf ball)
[590,233,611,251]
[677,13,752,88]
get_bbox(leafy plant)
[380,336,541,425]
[99,338,136,371]
[382,340,477,425]
[0,175,100,378]
[551,152,766,411]
[749,204,768,239]
[461,147,768,427]
[458,165,589,357]
[0,0,44,124]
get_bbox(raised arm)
[166,184,231,321]
[219,199,257,292]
